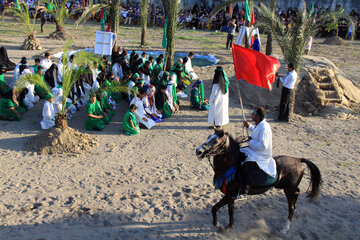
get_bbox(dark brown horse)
[195,130,322,233]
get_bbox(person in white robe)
[40,94,57,130]
[208,66,229,128]
[40,52,52,71]
[185,52,198,80]
[143,85,163,122]
[57,60,63,82]
[130,88,156,129]
[20,68,39,109]
[12,57,28,88]
[239,107,277,195]
[112,61,123,81]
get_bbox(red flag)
[250,8,255,26]
[229,2,232,15]
[106,20,111,32]
[232,43,280,90]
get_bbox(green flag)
[16,0,20,10]
[245,0,251,22]
[162,16,168,49]
[100,8,107,31]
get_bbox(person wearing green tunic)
[190,80,209,111]
[30,58,41,74]
[0,65,12,97]
[97,90,114,119]
[34,66,47,99]
[152,57,163,81]
[155,85,172,118]
[0,90,24,121]
[95,94,110,125]
[84,94,105,131]
[122,104,140,135]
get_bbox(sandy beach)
[0,19,359,239]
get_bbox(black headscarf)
[155,88,167,109]
[44,64,59,88]
[0,47,16,71]
[212,66,226,94]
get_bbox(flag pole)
[236,79,249,137]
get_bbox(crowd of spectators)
[0,0,359,39]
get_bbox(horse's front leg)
[227,197,235,229]
[212,194,231,227]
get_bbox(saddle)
[247,168,279,188]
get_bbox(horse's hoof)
[226,224,234,230]
[214,223,224,233]
[280,219,291,234]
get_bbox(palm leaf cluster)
[16,41,104,116]
[43,0,70,32]
[8,3,44,37]
[75,3,108,28]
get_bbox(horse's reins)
[205,135,230,170]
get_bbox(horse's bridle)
[200,134,230,158]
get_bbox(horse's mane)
[226,133,241,156]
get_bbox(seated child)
[122,104,141,135]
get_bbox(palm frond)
[41,0,70,28]
[75,4,108,28]
[15,73,51,96]
[8,3,32,36]
[101,81,129,95]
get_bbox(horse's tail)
[301,158,322,200]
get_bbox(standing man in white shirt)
[40,52,52,71]
[276,63,297,122]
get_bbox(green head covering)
[172,63,183,72]
[45,93,54,100]
[132,73,140,80]
[136,79,145,84]
[215,66,230,94]
[20,57,27,64]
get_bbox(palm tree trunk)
[111,0,120,50]
[265,31,272,55]
[55,21,63,32]
[266,0,277,56]
[161,0,179,71]
[55,113,68,129]
[140,0,149,47]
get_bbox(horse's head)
[196,129,229,160]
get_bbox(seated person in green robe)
[151,57,163,83]
[190,80,209,111]
[0,89,24,121]
[0,64,12,97]
[97,90,114,119]
[122,104,141,135]
[155,85,172,118]
[34,66,47,99]
[95,93,110,125]
[84,93,105,131]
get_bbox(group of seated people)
[0,48,210,135]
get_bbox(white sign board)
[94,31,116,56]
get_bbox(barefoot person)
[208,66,229,129]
